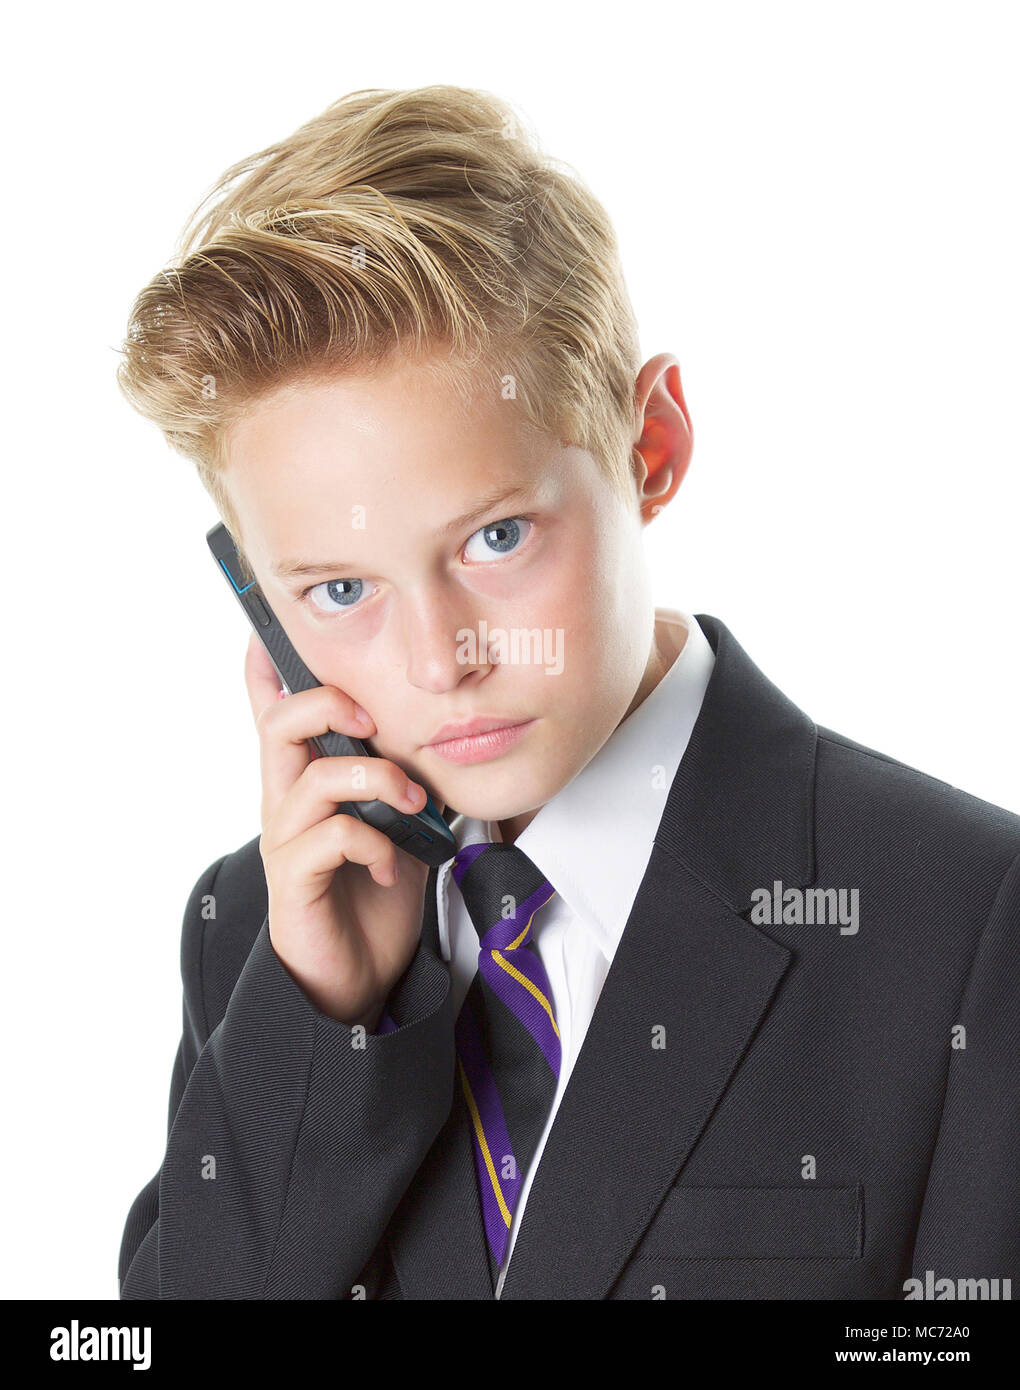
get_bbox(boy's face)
[223,352,673,824]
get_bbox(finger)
[277,685,325,760]
[243,633,311,822]
[257,684,378,818]
[244,631,283,726]
[273,813,402,901]
[267,753,424,850]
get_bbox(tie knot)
[452,841,556,949]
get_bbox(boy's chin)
[435,787,550,826]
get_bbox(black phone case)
[207,523,457,868]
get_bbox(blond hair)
[116,85,642,554]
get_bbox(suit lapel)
[497,845,791,1298]
[499,614,818,1299]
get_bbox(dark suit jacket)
[118,614,1020,1299]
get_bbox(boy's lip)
[425,715,532,746]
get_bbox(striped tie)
[451,840,560,1278]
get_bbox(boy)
[117,85,1019,1300]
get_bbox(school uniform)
[118,612,1020,1299]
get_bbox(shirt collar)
[436,609,716,962]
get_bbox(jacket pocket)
[635,1183,863,1260]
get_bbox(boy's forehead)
[224,367,580,565]
[226,359,540,488]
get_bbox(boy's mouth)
[424,717,537,765]
[426,714,531,744]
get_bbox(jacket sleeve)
[909,847,1020,1290]
[118,850,455,1299]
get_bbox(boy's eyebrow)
[271,481,537,579]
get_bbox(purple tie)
[450,840,560,1277]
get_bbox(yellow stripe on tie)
[457,1057,513,1230]
[491,949,560,1040]
[507,892,555,951]
[508,889,555,956]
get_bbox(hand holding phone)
[208,520,457,1027]
[244,634,439,1028]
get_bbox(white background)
[2,0,1017,1299]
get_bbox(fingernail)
[405,780,424,804]
[353,703,372,725]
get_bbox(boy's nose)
[401,602,493,694]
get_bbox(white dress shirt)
[435,608,716,1296]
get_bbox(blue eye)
[306,576,372,614]
[301,515,532,615]
[463,516,531,562]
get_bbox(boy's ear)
[632,356,693,523]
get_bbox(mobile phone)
[207,522,457,868]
